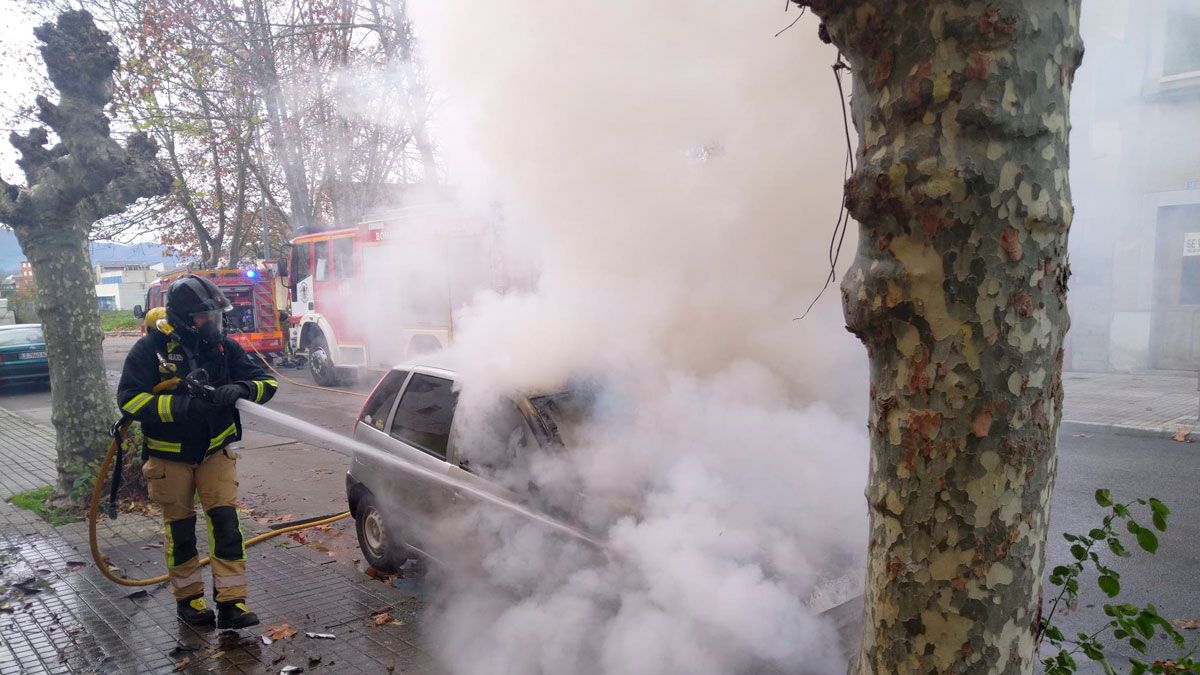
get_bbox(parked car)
[347,363,596,571]
[0,324,49,387]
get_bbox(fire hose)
[87,378,350,587]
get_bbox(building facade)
[1067,0,1200,371]
[94,263,157,311]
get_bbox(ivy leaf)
[1095,489,1113,507]
[1136,528,1159,554]
[1098,575,1120,598]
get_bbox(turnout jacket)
[117,331,278,465]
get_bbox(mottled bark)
[796,2,1083,672]
[0,11,171,498]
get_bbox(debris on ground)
[125,590,149,601]
[263,623,298,641]
[308,654,322,664]
[173,656,192,671]
[279,666,304,674]
[1172,426,1192,443]
[167,644,200,658]
[64,561,87,571]
[371,608,393,625]
[1174,618,1200,630]
[305,632,335,639]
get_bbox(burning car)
[346,363,596,571]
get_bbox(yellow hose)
[88,380,351,587]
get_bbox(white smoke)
[398,2,869,673]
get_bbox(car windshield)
[526,389,596,448]
[0,327,44,347]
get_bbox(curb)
[1059,420,1194,441]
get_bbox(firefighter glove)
[212,384,251,407]
[184,397,218,421]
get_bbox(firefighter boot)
[216,600,260,629]
[177,594,216,625]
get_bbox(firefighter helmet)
[166,275,232,346]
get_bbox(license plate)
[18,351,46,359]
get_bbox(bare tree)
[792,1,1084,671]
[0,10,171,497]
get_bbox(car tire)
[354,492,405,574]
[309,335,341,387]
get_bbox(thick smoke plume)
[399,3,869,673]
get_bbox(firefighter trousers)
[141,449,246,602]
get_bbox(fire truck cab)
[137,265,288,360]
[287,204,505,386]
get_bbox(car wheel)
[354,493,405,573]
[309,335,340,387]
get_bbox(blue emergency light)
[245,269,258,279]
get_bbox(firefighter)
[117,275,278,628]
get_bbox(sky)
[0,0,45,185]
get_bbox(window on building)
[333,237,354,279]
[389,373,457,459]
[1164,8,1200,78]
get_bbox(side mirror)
[132,305,145,319]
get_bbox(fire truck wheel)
[309,335,341,387]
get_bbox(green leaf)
[1063,533,1079,542]
[1089,528,1108,539]
[1127,520,1141,535]
[1129,636,1147,653]
[1071,544,1088,561]
[1135,614,1155,639]
[1152,510,1167,532]
[1148,497,1170,517]
[1043,624,1065,642]
[1098,575,1120,597]
[1114,504,1131,518]
[1136,528,1159,554]
[1095,489,1113,507]
[1108,538,1129,557]
[1130,659,1148,675]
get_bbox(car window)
[453,399,533,474]
[360,369,409,431]
[0,327,44,347]
[390,373,457,459]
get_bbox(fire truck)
[286,203,510,386]
[136,264,289,360]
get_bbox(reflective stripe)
[164,526,174,567]
[146,437,182,453]
[253,381,264,402]
[170,569,203,589]
[213,574,247,588]
[208,423,237,450]
[122,393,153,414]
[157,395,174,423]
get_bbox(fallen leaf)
[1174,619,1200,630]
[1173,427,1190,442]
[174,656,192,671]
[64,561,87,571]
[264,623,298,641]
[209,650,225,660]
[261,635,273,646]
[372,611,393,626]
[305,632,335,639]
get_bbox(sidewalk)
[0,407,442,675]
[1062,369,1200,438]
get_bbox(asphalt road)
[2,341,1198,667]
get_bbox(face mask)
[193,310,225,345]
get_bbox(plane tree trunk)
[794,1,1084,671]
[0,11,171,499]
